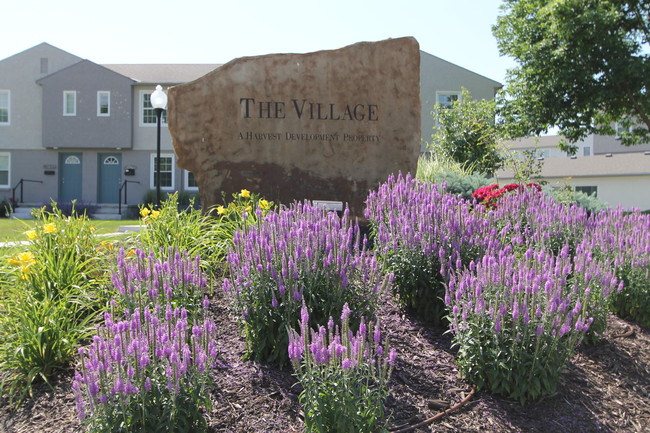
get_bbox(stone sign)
[168,37,421,217]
